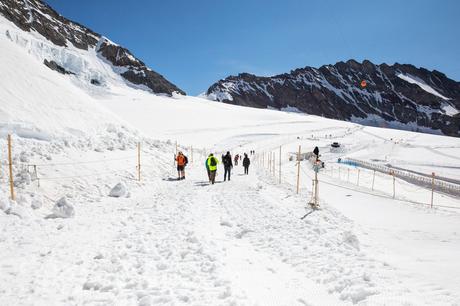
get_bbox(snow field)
[1,11,460,305]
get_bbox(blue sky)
[45,0,460,95]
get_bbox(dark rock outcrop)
[0,0,184,95]
[207,60,460,137]
[43,59,75,75]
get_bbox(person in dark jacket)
[222,151,233,181]
[242,153,250,175]
[313,146,319,161]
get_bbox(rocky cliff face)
[0,0,184,95]
[207,60,460,137]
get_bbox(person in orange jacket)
[175,151,188,180]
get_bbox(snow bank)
[0,191,11,213]
[109,182,128,198]
[47,197,75,219]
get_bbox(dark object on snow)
[243,154,250,175]
[331,142,341,148]
[223,152,233,181]
[313,146,319,157]
[91,79,101,85]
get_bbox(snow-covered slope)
[0,21,127,139]
[0,0,184,95]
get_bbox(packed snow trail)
[1,144,460,305]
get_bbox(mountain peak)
[0,0,185,95]
[206,60,460,137]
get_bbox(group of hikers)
[175,150,251,184]
[205,152,250,184]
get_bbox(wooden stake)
[296,145,301,194]
[7,134,15,201]
[279,145,282,184]
[34,165,40,188]
[314,168,319,207]
[137,142,141,181]
[372,170,376,190]
[392,170,395,198]
[431,172,435,208]
[268,152,271,173]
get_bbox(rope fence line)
[255,147,460,211]
[343,157,460,197]
[319,163,460,210]
[1,135,210,200]
[3,134,459,212]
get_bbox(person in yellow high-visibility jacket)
[206,153,219,184]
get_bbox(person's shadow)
[163,177,180,182]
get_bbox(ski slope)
[1,13,460,306]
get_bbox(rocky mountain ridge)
[207,60,460,137]
[0,0,184,95]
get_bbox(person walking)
[234,154,239,166]
[206,153,219,184]
[175,151,188,180]
[313,146,319,161]
[243,153,250,175]
[222,151,233,181]
[205,154,212,182]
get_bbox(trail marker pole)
[137,142,141,181]
[268,152,271,173]
[391,170,395,198]
[372,170,376,190]
[7,134,15,201]
[314,168,319,207]
[296,145,301,194]
[279,145,282,184]
[357,169,360,186]
[34,165,40,188]
[431,172,435,208]
[191,146,193,163]
[272,152,276,177]
[270,152,272,175]
[347,168,350,182]
[271,152,273,174]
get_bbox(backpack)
[184,156,188,165]
[210,157,217,167]
[177,155,186,166]
[223,155,231,167]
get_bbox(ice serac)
[0,0,185,95]
[206,60,460,137]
